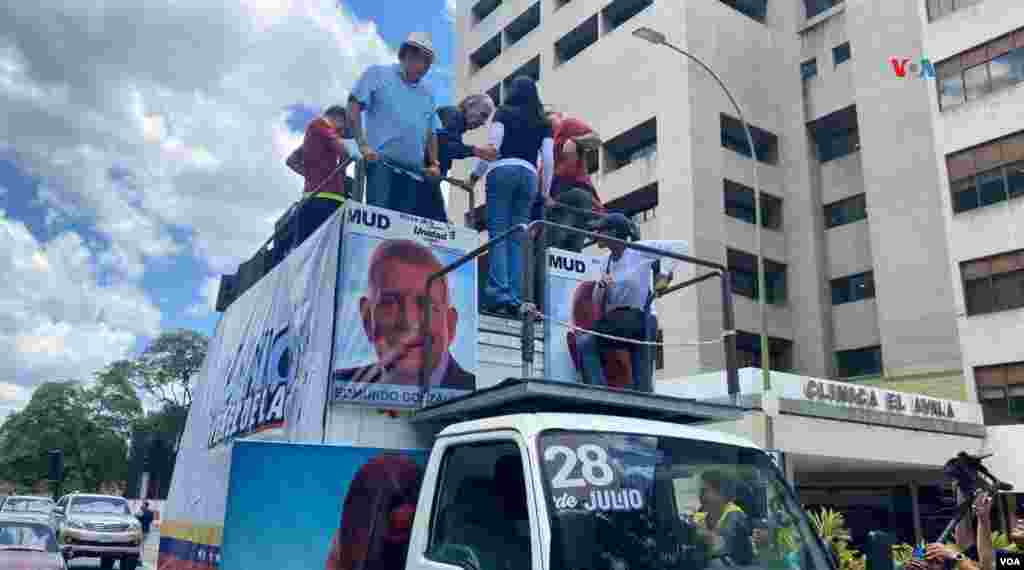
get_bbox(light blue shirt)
[350,63,440,166]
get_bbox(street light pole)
[633,26,772,394]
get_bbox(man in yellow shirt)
[695,469,755,566]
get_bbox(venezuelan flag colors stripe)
[157,520,223,570]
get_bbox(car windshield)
[69,497,130,515]
[0,522,58,552]
[0,498,53,513]
[539,430,834,570]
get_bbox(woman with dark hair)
[324,454,424,570]
[468,75,554,316]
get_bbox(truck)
[160,193,900,570]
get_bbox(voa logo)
[549,254,586,273]
[348,208,391,230]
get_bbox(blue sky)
[0,0,457,416]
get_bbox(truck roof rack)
[410,378,747,426]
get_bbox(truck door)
[407,433,541,570]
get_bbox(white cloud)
[186,276,222,317]
[445,0,457,23]
[0,213,161,397]
[0,0,397,414]
[0,0,395,276]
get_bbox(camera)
[943,452,1013,498]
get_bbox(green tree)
[86,360,144,437]
[133,330,208,409]
[132,330,208,449]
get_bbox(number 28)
[544,444,614,488]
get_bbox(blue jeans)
[485,166,536,307]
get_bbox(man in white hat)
[348,32,442,219]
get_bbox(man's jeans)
[365,160,436,220]
[578,312,658,392]
[485,166,536,307]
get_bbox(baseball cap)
[588,212,639,241]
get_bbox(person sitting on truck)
[333,239,475,391]
[427,94,498,224]
[576,212,684,390]
[696,469,754,566]
[348,32,442,218]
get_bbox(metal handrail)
[419,223,530,407]
[417,218,741,406]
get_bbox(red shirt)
[552,117,603,211]
[302,117,345,195]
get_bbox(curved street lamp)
[633,26,772,393]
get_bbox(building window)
[801,58,818,80]
[832,42,852,66]
[835,346,882,378]
[504,3,540,47]
[830,271,875,305]
[502,56,541,96]
[735,331,793,371]
[718,0,768,23]
[603,183,659,226]
[555,15,598,66]
[927,0,984,21]
[824,194,867,228]
[470,34,502,73]
[728,249,787,305]
[804,0,841,19]
[936,28,1024,111]
[946,130,1024,214]
[720,114,779,165]
[975,361,1024,426]
[471,0,503,26]
[809,104,860,163]
[723,179,783,229]
[602,0,654,34]
[603,118,657,173]
[961,249,1024,316]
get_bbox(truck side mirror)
[864,530,895,570]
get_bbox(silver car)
[53,493,142,570]
[0,495,55,515]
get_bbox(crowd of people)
[283,30,683,392]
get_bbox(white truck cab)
[395,380,838,570]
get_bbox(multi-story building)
[450,0,1022,415]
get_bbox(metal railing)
[418,219,741,408]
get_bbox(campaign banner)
[220,440,428,570]
[331,203,479,409]
[159,212,343,570]
[206,211,340,449]
[543,248,604,383]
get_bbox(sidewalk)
[143,526,159,569]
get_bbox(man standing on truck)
[334,239,475,394]
[348,32,442,219]
[284,105,356,250]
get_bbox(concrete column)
[911,482,923,545]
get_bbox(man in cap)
[576,212,688,391]
[348,32,443,219]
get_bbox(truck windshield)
[538,430,833,570]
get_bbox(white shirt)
[595,240,690,316]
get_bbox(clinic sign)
[802,378,956,420]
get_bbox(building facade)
[451,0,1023,420]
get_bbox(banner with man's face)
[543,247,604,383]
[331,203,479,409]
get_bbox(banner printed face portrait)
[332,204,479,409]
[543,248,604,383]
